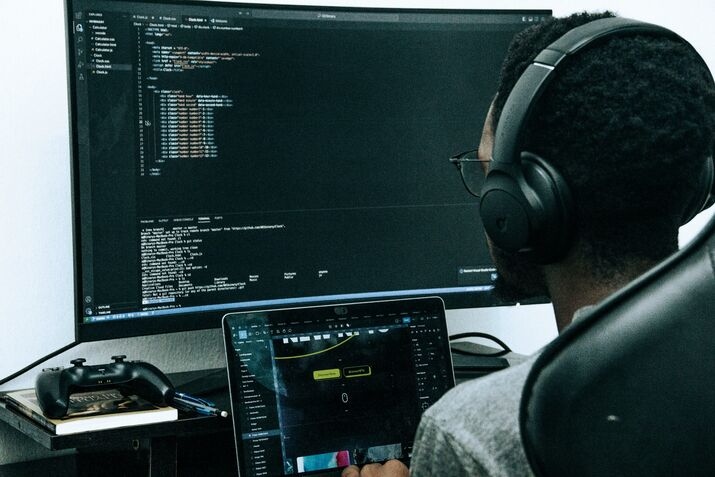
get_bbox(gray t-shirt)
[409,353,539,477]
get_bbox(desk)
[0,369,235,477]
[0,351,519,476]
[0,402,236,476]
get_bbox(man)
[343,11,715,477]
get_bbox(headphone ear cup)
[681,156,714,224]
[479,171,533,253]
[519,152,575,263]
[479,152,574,263]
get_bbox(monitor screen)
[67,0,551,341]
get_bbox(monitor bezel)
[66,0,552,343]
[221,296,455,475]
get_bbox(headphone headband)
[481,17,714,263]
[492,18,687,168]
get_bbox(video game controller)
[35,355,175,419]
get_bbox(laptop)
[222,297,455,477]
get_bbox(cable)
[449,332,512,357]
[0,341,78,387]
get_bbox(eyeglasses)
[449,149,491,198]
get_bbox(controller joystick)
[35,357,175,419]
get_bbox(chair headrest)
[520,213,715,477]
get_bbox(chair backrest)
[520,214,715,477]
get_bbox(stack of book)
[3,388,178,435]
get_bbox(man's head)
[483,11,715,299]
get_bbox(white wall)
[0,1,75,387]
[0,0,713,463]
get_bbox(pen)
[173,391,215,408]
[186,402,229,418]
[170,392,229,418]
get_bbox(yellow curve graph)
[274,335,355,361]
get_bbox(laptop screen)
[222,297,454,476]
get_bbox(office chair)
[519,213,715,477]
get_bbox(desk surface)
[0,369,233,452]
[0,351,519,476]
[0,369,237,476]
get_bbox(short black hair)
[493,12,715,277]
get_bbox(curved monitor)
[67,0,551,341]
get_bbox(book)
[3,388,178,435]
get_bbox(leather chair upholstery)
[520,214,715,476]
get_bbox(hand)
[341,460,409,477]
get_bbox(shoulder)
[411,354,540,477]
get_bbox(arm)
[341,460,409,477]
[409,414,490,477]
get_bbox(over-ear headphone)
[479,17,715,264]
